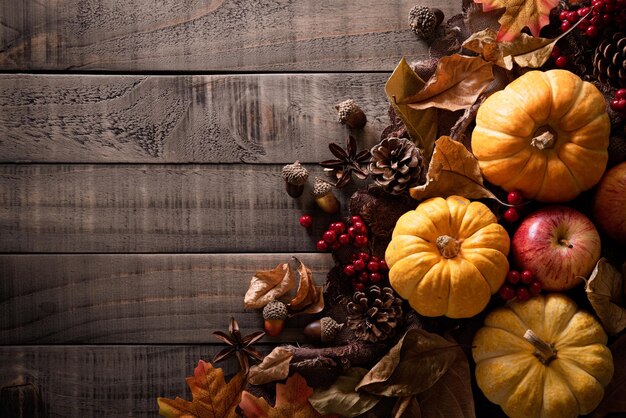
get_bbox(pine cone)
[369,137,423,195]
[347,286,403,343]
[593,32,626,88]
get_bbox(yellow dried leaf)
[244,263,295,309]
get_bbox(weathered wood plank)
[0,0,461,72]
[0,164,362,252]
[0,345,256,417]
[0,253,335,344]
[0,73,389,163]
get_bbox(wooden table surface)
[0,1,462,416]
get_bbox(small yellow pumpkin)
[385,195,510,318]
[471,69,610,202]
[473,294,614,418]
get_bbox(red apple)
[511,206,601,291]
[593,161,626,243]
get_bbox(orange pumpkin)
[471,70,610,202]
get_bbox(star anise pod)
[320,135,371,188]
[212,317,265,375]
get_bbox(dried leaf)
[398,55,494,112]
[584,258,626,335]
[393,397,421,418]
[415,343,476,418]
[356,329,457,397]
[244,263,295,309]
[288,258,324,315]
[592,334,626,418]
[157,360,245,418]
[239,373,335,418]
[309,368,381,417]
[248,347,294,386]
[409,136,497,202]
[385,58,438,160]
[463,21,582,70]
[473,0,559,41]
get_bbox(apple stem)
[524,329,557,365]
[436,235,460,259]
[558,238,574,249]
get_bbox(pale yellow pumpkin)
[385,195,510,318]
[471,69,610,202]
[473,294,614,418]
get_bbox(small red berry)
[578,6,591,16]
[316,240,328,251]
[353,259,366,271]
[555,55,568,68]
[499,284,515,301]
[331,241,341,250]
[330,222,345,234]
[590,15,602,26]
[354,235,369,247]
[610,99,626,112]
[339,233,351,245]
[529,280,542,295]
[586,25,599,37]
[521,270,534,284]
[507,270,521,284]
[348,226,358,237]
[559,10,569,20]
[354,283,365,291]
[567,11,579,22]
[343,264,356,276]
[550,45,560,59]
[299,215,313,228]
[367,261,380,272]
[350,215,362,224]
[370,272,382,283]
[560,19,572,32]
[516,287,531,302]
[504,208,520,222]
[616,89,626,100]
[353,221,364,232]
[358,252,370,262]
[359,271,369,282]
[323,230,337,243]
[379,260,389,271]
[507,190,524,206]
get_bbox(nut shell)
[262,300,288,321]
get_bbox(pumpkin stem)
[436,235,460,258]
[530,127,556,150]
[523,329,557,365]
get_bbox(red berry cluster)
[499,269,542,302]
[558,0,625,36]
[316,216,369,252]
[343,252,389,291]
[503,190,524,223]
[610,88,626,117]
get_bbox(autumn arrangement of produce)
[158,0,626,416]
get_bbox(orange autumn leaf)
[239,373,338,418]
[473,0,559,41]
[157,360,245,418]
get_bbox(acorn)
[335,99,367,129]
[312,177,340,214]
[262,300,288,337]
[282,161,309,198]
[303,317,343,343]
[408,5,444,40]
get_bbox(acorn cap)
[320,317,343,343]
[312,177,333,198]
[335,99,367,129]
[282,161,309,186]
[408,6,444,39]
[262,300,288,321]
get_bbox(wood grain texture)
[0,164,364,253]
[0,0,461,72]
[0,253,335,344]
[0,345,255,417]
[0,74,389,163]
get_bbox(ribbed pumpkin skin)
[471,70,610,202]
[385,195,510,318]
[473,294,614,418]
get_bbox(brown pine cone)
[593,32,626,88]
[369,137,424,195]
[347,286,403,343]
